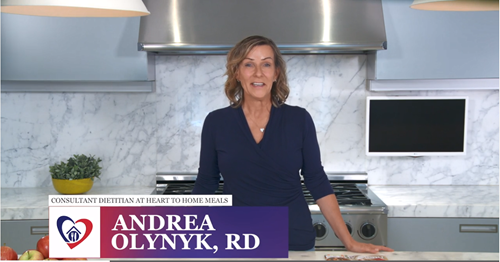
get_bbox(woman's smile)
[251,82,265,87]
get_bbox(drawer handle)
[459,224,498,233]
[31,226,49,235]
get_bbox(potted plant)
[49,154,102,194]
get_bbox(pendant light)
[411,0,499,11]
[1,0,150,17]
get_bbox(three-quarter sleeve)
[300,110,334,200]
[193,112,221,194]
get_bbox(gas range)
[155,172,388,250]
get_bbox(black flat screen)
[368,99,466,153]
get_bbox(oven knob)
[346,223,353,235]
[360,222,377,239]
[313,223,327,239]
[334,223,353,238]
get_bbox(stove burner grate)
[162,182,371,206]
[301,184,371,206]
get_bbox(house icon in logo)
[66,226,81,242]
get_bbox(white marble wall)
[1,55,498,187]
[156,55,499,186]
[1,93,157,187]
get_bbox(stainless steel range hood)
[138,0,387,55]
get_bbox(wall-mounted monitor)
[366,96,468,156]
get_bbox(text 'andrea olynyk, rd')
[110,214,260,253]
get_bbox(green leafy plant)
[49,154,102,181]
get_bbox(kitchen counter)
[287,251,498,260]
[91,251,498,260]
[369,185,498,218]
[2,185,498,220]
[1,186,155,220]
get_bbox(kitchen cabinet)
[1,219,49,254]
[368,0,499,80]
[387,217,499,252]
[1,14,154,92]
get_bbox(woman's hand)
[345,241,394,254]
[316,194,394,254]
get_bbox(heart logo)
[57,216,93,249]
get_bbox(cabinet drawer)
[388,218,499,252]
[1,220,49,254]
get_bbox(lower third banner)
[50,206,288,258]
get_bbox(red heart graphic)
[67,219,93,249]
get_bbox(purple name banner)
[100,206,288,258]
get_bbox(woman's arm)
[316,194,394,253]
[300,109,393,253]
[193,112,221,194]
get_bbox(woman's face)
[236,45,279,103]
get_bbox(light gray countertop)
[1,185,498,220]
[369,185,499,218]
[96,251,498,260]
[287,251,499,260]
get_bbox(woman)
[193,35,393,253]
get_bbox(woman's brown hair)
[224,35,290,108]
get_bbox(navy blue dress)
[193,104,334,250]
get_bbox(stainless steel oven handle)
[310,206,387,215]
[314,247,347,251]
[338,206,387,214]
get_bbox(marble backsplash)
[1,55,498,187]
